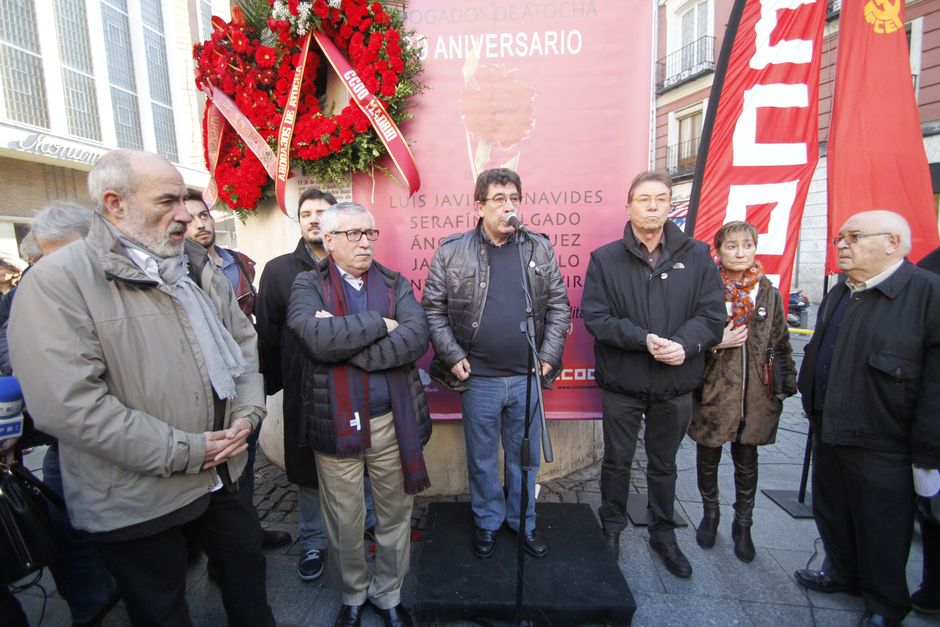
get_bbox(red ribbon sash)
[273,32,314,216]
[312,31,421,198]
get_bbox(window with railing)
[0,0,49,128]
[667,108,703,179]
[657,36,716,93]
[827,0,842,19]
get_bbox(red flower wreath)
[193,0,422,215]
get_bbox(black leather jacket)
[421,222,571,391]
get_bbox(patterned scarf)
[321,258,430,495]
[720,258,764,328]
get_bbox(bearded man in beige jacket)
[8,150,285,627]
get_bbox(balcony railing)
[827,0,841,20]
[656,36,716,94]
[665,137,702,179]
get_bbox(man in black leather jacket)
[422,168,570,559]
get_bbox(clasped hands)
[646,333,686,366]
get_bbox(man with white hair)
[288,201,431,627]
[794,210,940,626]
[8,149,281,626]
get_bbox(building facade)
[0,0,237,259]
[653,0,940,302]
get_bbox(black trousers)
[94,486,274,627]
[920,510,940,592]
[812,438,914,620]
[598,390,692,541]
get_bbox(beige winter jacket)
[8,215,264,533]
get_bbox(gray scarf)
[110,227,247,400]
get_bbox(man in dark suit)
[794,210,940,626]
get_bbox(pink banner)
[353,0,653,420]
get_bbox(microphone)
[0,376,24,442]
[504,211,528,233]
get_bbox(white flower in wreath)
[328,0,342,7]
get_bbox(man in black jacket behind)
[793,210,940,626]
[583,170,724,578]
[255,188,336,581]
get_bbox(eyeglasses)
[484,194,521,208]
[630,195,671,208]
[331,229,380,242]
[831,231,891,247]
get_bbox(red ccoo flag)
[826,0,939,272]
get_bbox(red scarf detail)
[720,258,764,328]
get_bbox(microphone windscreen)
[0,376,22,403]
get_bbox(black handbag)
[0,461,63,584]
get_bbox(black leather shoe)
[473,527,496,559]
[262,527,292,549]
[793,569,856,594]
[649,539,692,578]
[375,604,414,627]
[334,602,368,627]
[604,530,621,560]
[859,613,902,626]
[521,528,548,559]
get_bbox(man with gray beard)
[8,150,283,626]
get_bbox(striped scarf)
[322,258,430,494]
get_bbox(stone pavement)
[14,332,937,625]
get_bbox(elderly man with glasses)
[582,170,724,578]
[794,210,940,627]
[287,202,432,627]
[422,168,570,560]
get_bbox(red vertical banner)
[354,1,653,419]
[689,0,825,303]
[827,0,939,271]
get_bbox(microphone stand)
[512,226,553,626]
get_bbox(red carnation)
[359,18,372,31]
[288,0,300,16]
[313,0,329,18]
[328,136,342,151]
[230,31,250,52]
[254,46,276,68]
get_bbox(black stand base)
[625,493,688,527]
[761,489,814,519]
[413,502,636,626]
